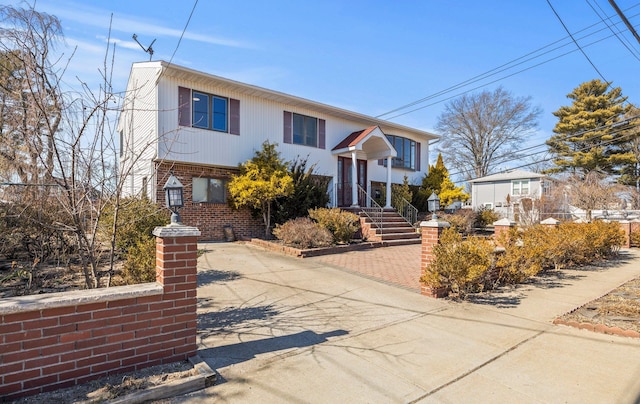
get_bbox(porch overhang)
[331,126,397,160]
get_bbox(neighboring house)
[468,169,552,222]
[118,61,438,240]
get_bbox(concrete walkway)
[172,242,640,403]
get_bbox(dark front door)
[337,157,367,207]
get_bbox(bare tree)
[566,172,622,221]
[435,87,541,180]
[0,4,159,289]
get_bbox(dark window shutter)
[283,111,292,144]
[229,98,240,135]
[178,86,191,127]
[416,142,421,171]
[318,119,326,149]
[378,159,383,166]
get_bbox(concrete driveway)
[172,242,640,403]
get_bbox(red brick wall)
[420,221,450,297]
[156,162,264,240]
[0,227,199,399]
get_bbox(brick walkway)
[308,244,422,292]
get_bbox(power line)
[375,3,640,120]
[445,116,640,180]
[587,0,640,62]
[546,0,610,84]
[168,0,199,66]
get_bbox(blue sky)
[10,0,640,169]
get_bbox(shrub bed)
[422,221,625,299]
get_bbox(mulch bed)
[555,276,640,338]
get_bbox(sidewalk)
[172,243,640,403]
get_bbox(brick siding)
[156,162,264,240]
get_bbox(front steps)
[358,208,421,246]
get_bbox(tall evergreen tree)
[546,79,632,176]
[415,153,468,209]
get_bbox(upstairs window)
[283,111,325,149]
[385,135,417,170]
[512,179,530,196]
[293,113,318,147]
[178,86,240,135]
[193,91,228,132]
[192,177,228,204]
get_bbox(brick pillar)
[420,219,450,298]
[153,223,201,359]
[540,217,560,227]
[619,220,631,248]
[493,218,516,247]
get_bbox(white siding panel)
[153,73,432,186]
[119,65,161,198]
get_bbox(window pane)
[192,92,209,128]
[521,180,530,194]
[403,138,411,168]
[208,178,226,203]
[304,116,317,146]
[293,113,304,144]
[410,141,416,170]
[192,178,208,202]
[212,96,227,132]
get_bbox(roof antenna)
[132,34,156,61]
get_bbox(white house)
[468,169,552,222]
[118,61,438,240]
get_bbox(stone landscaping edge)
[552,318,640,338]
[248,238,386,258]
[109,355,216,404]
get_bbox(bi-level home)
[118,61,438,240]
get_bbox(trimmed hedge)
[422,221,625,299]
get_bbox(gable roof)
[468,169,546,183]
[137,61,438,141]
[331,126,397,160]
[332,126,378,150]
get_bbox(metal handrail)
[394,197,418,228]
[357,184,384,229]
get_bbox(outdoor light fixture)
[163,173,184,224]
[427,192,440,220]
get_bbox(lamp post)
[163,174,184,224]
[427,192,440,220]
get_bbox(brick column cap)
[420,219,450,228]
[540,217,560,225]
[493,218,516,227]
[153,223,201,238]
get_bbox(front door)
[337,157,367,207]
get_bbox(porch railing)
[393,197,419,228]
[357,184,384,230]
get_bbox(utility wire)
[168,0,199,66]
[547,0,610,83]
[445,116,640,180]
[376,3,640,120]
[587,0,640,62]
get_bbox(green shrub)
[421,227,495,298]
[475,207,500,228]
[272,217,334,249]
[272,157,330,225]
[308,208,360,244]
[121,237,156,284]
[99,196,168,285]
[99,196,168,253]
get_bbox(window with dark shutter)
[178,86,191,127]
[283,111,292,144]
[318,119,326,149]
[229,98,240,135]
